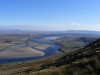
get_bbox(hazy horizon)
[0,0,100,31]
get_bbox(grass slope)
[0,38,99,75]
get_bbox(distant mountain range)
[0,30,100,35]
[65,30,100,35]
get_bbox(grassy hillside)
[55,37,97,52]
[0,38,100,75]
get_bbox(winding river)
[0,36,61,64]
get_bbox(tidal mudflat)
[0,36,61,64]
[0,45,45,58]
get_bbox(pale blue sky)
[0,0,100,31]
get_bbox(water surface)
[0,36,61,64]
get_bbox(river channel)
[0,36,61,64]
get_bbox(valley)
[0,35,61,64]
[0,32,99,75]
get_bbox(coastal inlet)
[0,36,61,64]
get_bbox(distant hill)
[0,30,100,35]
[65,30,100,35]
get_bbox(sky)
[0,0,100,31]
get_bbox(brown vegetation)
[0,38,99,75]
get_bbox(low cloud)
[0,24,100,31]
[71,23,80,26]
[68,23,100,31]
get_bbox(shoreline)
[0,36,62,64]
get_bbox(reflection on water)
[44,36,60,40]
[0,36,61,64]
